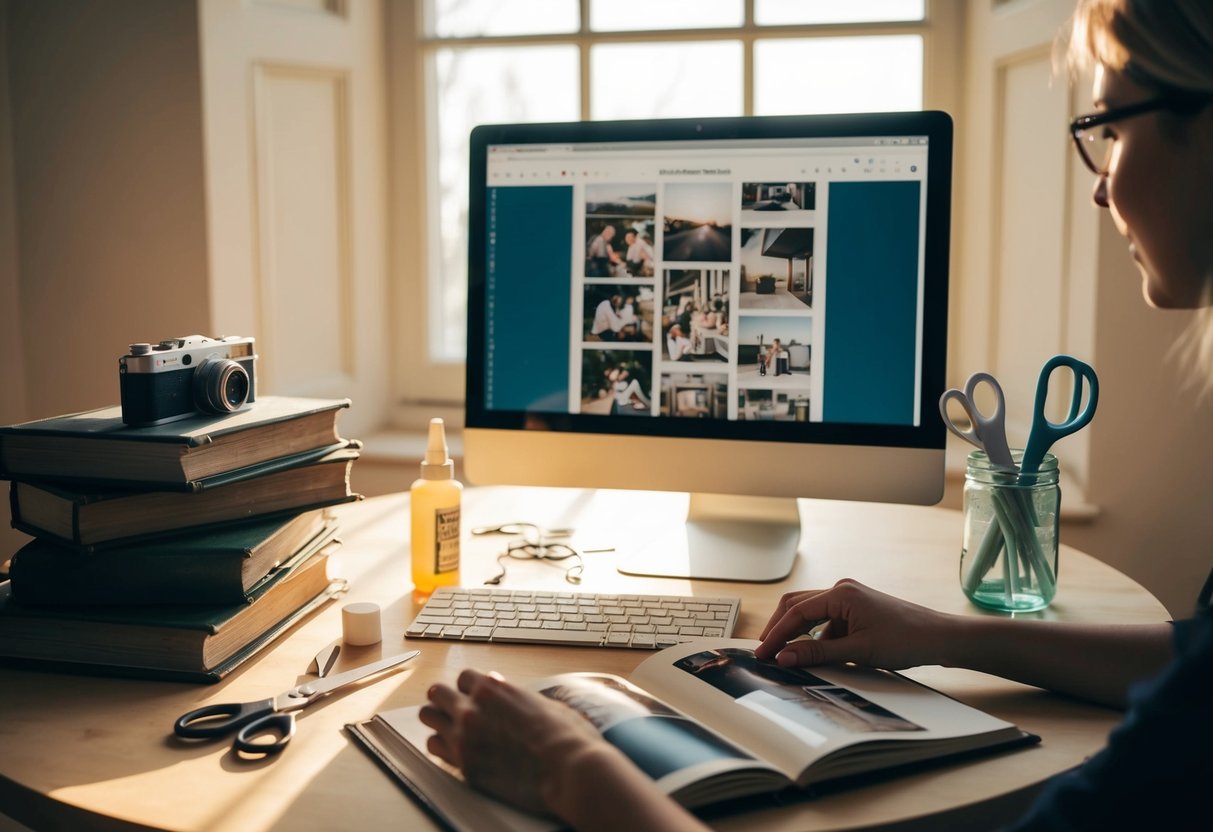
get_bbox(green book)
[0,396,351,490]
[0,547,342,683]
[8,446,361,548]
[8,509,338,606]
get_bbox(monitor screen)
[464,111,952,581]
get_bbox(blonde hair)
[1064,0,1213,389]
[1065,0,1213,93]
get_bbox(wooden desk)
[0,488,1168,832]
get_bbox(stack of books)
[0,396,362,682]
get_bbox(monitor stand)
[617,493,800,582]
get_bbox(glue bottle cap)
[421,418,454,479]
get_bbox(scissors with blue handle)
[1020,354,1099,476]
[174,649,420,755]
[939,371,1016,469]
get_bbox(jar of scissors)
[941,355,1099,613]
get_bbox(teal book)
[0,546,342,682]
[8,509,338,606]
[8,446,361,548]
[0,396,351,490]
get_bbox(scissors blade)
[303,650,420,697]
[308,641,341,678]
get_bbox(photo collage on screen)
[576,179,819,422]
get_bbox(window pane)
[430,47,579,360]
[428,0,579,37]
[755,0,924,25]
[590,0,742,32]
[591,42,743,120]
[754,36,922,115]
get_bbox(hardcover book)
[348,640,1037,832]
[8,446,361,547]
[0,396,351,489]
[0,545,342,682]
[8,508,338,606]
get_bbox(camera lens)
[193,358,250,414]
[223,371,248,408]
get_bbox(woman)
[419,2,1213,828]
[606,364,649,413]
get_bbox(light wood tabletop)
[0,487,1168,832]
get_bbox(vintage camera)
[119,336,257,426]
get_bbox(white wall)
[0,0,212,559]
[3,0,212,420]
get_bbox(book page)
[530,672,787,802]
[631,639,1020,782]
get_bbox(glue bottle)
[410,418,462,595]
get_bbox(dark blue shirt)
[1007,605,1213,830]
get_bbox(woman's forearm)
[941,617,1174,708]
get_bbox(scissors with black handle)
[174,650,420,755]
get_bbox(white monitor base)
[617,493,800,582]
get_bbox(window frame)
[386,0,962,429]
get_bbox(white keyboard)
[404,586,741,649]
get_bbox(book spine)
[9,551,249,606]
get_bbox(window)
[392,0,955,414]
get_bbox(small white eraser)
[342,602,382,646]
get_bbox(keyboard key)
[491,628,605,646]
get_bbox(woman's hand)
[421,669,712,832]
[419,669,611,818]
[754,578,952,670]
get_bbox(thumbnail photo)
[736,315,811,388]
[736,389,811,422]
[662,182,733,263]
[660,372,728,419]
[740,182,816,218]
[675,648,922,740]
[585,184,657,278]
[663,269,730,363]
[739,227,814,310]
[584,284,655,343]
[580,349,654,417]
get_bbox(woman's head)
[1065,0,1213,311]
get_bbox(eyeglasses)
[1070,93,1211,175]
[472,522,585,586]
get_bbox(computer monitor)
[464,111,952,582]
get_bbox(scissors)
[1021,354,1099,476]
[173,650,420,755]
[938,371,1015,468]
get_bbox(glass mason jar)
[960,450,1060,613]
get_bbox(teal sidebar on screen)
[823,181,922,425]
[484,186,573,412]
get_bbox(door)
[198,0,388,437]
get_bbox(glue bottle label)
[433,505,461,573]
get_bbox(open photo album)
[348,639,1037,832]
